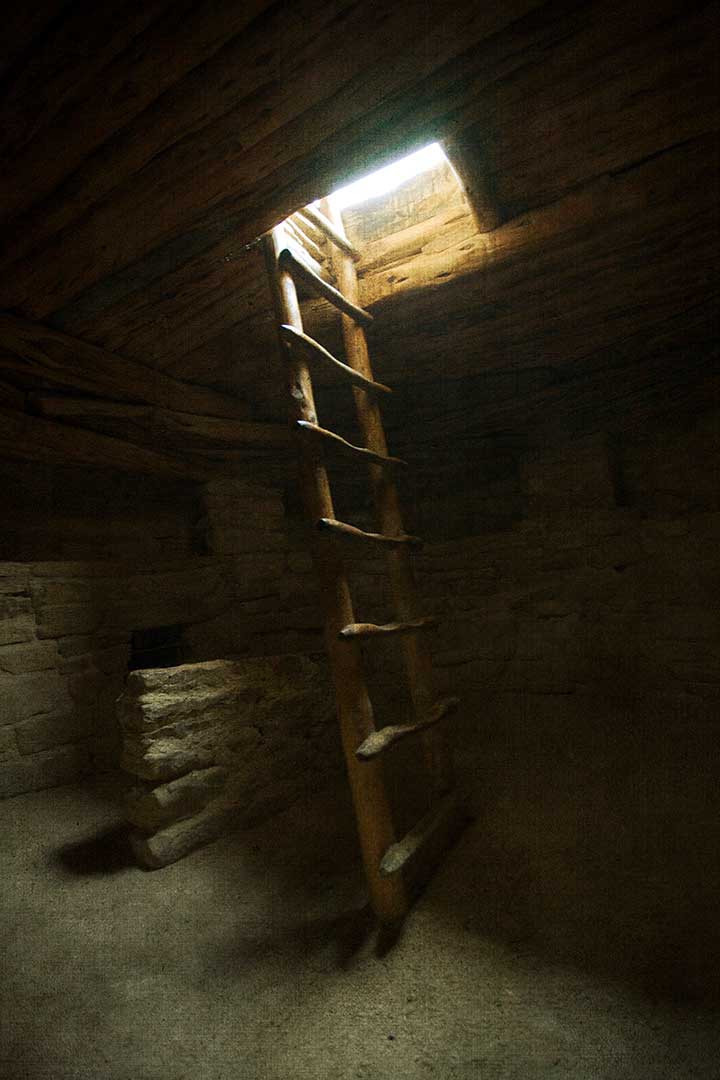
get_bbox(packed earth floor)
[2,778,718,1080]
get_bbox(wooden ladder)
[263,199,465,922]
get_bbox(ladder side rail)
[277,249,372,327]
[321,200,454,800]
[300,204,361,261]
[263,224,407,922]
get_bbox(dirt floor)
[1,777,718,1080]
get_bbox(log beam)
[0,313,248,420]
[29,394,288,456]
[0,404,210,480]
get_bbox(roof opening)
[276,138,477,302]
[323,143,448,211]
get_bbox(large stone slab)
[14,710,94,755]
[0,596,34,646]
[117,654,339,866]
[0,670,72,727]
[0,639,59,674]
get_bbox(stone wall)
[417,410,719,737]
[0,557,235,797]
[0,462,205,562]
[0,469,339,801]
[408,409,719,993]
[2,400,716,900]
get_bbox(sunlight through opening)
[324,143,447,211]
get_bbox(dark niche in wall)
[129,624,184,671]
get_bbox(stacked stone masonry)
[117,655,337,867]
[1,411,717,805]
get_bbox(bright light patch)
[325,143,447,210]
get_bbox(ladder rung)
[290,210,325,247]
[296,420,406,470]
[278,248,373,327]
[299,205,362,262]
[340,616,438,640]
[380,791,460,877]
[280,325,391,396]
[279,234,326,282]
[356,697,459,761]
[317,517,423,548]
[284,219,326,264]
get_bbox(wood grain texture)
[300,206,361,261]
[0,0,169,168]
[339,617,438,640]
[16,0,709,414]
[0,0,540,316]
[0,405,209,481]
[324,197,455,801]
[0,0,714,475]
[317,518,423,549]
[280,325,389,395]
[379,791,461,876]
[264,223,409,922]
[0,0,273,224]
[278,250,373,327]
[355,697,459,760]
[0,314,248,419]
[296,420,407,470]
[29,395,287,457]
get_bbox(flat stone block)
[0,671,72,726]
[0,597,35,646]
[118,654,337,863]
[56,634,129,659]
[36,604,100,639]
[0,742,90,799]
[0,758,34,798]
[0,640,59,674]
[0,566,30,595]
[15,710,94,755]
[0,727,18,764]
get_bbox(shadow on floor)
[202,763,720,1004]
[55,824,136,876]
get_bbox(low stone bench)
[117,654,337,867]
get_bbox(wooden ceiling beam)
[28,394,289,459]
[48,241,270,369]
[0,404,210,482]
[31,0,710,370]
[452,2,720,224]
[0,314,248,420]
[0,0,542,318]
[0,0,274,225]
[0,0,374,276]
[341,132,718,381]
[0,3,68,83]
[0,0,171,174]
[170,129,712,410]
